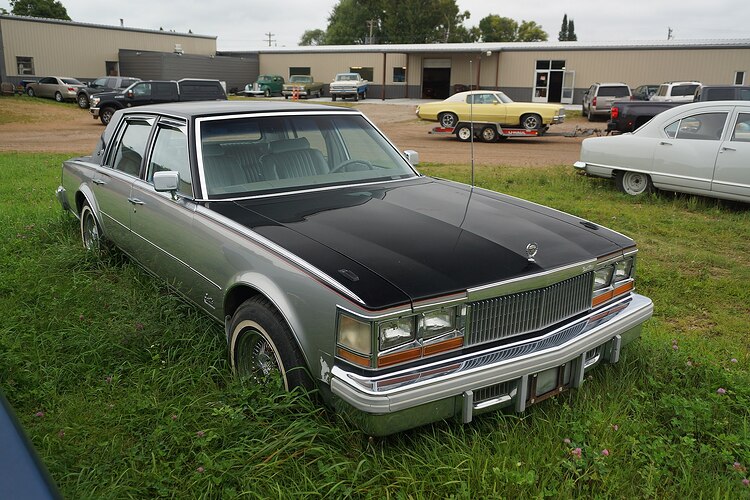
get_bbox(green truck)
[282,75,325,99]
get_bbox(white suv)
[582,83,631,121]
[650,81,702,102]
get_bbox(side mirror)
[126,89,134,98]
[153,171,180,197]
[403,150,419,166]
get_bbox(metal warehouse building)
[1,14,748,103]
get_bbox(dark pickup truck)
[606,101,682,133]
[89,78,227,125]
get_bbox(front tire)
[78,93,89,108]
[264,88,271,97]
[229,297,312,392]
[100,107,115,125]
[27,87,35,97]
[521,113,542,130]
[361,90,366,100]
[616,171,654,196]
[332,95,337,101]
[439,112,459,128]
[455,124,473,142]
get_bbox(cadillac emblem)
[526,242,538,262]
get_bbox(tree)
[517,20,548,42]
[477,15,548,42]
[10,0,70,20]
[558,14,568,41]
[324,0,475,45]
[567,19,577,41]
[558,13,577,41]
[299,29,327,46]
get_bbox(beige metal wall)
[498,48,750,89]
[260,52,407,83]
[1,17,216,78]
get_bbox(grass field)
[1,151,750,498]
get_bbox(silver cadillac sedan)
[57,101,652,435]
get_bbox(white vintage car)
[575,101,750,202]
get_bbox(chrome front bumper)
[331,293,652,435]
[90,107,100,119]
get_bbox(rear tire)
[616,171,654,196]
[54,91,64,103]
[80,202,102,252]
[480,125,499,143]
[229,297,313,392]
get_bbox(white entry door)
[561,70,575,104]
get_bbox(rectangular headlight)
[379,318,415,351]
[337,314,372,355]
[613,258,633,283]
[418,308,456,339]
[594,265,614,290]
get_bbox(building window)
[392,67,406,83]
[289,67,311,77]
[16,56,34,75]
[735,71,746,85]
[350,66,373,81]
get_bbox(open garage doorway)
[422,59,451,99]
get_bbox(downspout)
[381,52,386,100]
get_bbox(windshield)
[290,76,312,83]
[198,113,418,199]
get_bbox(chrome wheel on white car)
[616,171,654,196]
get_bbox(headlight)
[379,318,415,351]
[594,265,614,291]
[592,252,637,307]
[91,97,100,106]
[418,308,456,339]
[613,258,633,283]
[337,314,371,355]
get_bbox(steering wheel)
[330,159,374,173]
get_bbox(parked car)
[241,75,285,97]
[631,84,659,101]
[694,85,750,102]
[575,101,750,202]
[0,393,60,499]
[581,83,631,121]
[329,73,368,101]
[57,100,652,435]
[25,76,85,102]
[76,76,140,108]
[282,75,324,99]
[606,101,682,133]
[417,90,565,131]
[89,78,227,125]
[650,81,702,102]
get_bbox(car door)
[37,77,56,98]
[650,110,729,194]
[711,109,750,200]
[93,115,155,253]
[129,118,204,302]
[467,93,504,123]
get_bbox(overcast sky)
[3,0,749,50]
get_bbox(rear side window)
[657,85,668,97]
[671,85,699,96]
[153,82,178,98]
[731,113,750,142]
[664,112,728,141]
[180,82,225,100]
[597,86,630,97]
[110,118,154,176]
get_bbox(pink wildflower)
[571,448,582,459]
[171,414,178,421]
[563,438,571,444]
[34,411,44,418]
[686,360,693,367]
[612,424,619,431]
[196,430,205,438]
[135,322,144,331]
[672,344,678,350]
[105,375,112,383]
[731,358,738,363]
[717,387,727,394]
[601,449,610,456]
[743,478,750,487]
[734,462,747,472]
[79,314,84,320]
[197,466,205,473]
[58,430,65,438]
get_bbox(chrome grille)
[468,272,593,346]
[474,381,516,403]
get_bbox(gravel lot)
[0,98,602,167]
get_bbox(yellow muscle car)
[416,90,565,131]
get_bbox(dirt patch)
[0,97,602,166]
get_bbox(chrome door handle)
[659,141,672,146]
[721,146,736,152]
[128,198,145,205]
[92,179,106,185]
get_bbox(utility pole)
[265,32,276,47]
[667,27,673,40]
[366,19,376,44]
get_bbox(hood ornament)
[526,242,538,263]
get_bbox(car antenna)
[469,60,475,187]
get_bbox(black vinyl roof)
[125,100,357,119]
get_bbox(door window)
[111,118,154,176]
[731,113,750,142]
[665,113,728,141]
[148,123,192,195]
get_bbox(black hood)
[209,178,633,310]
